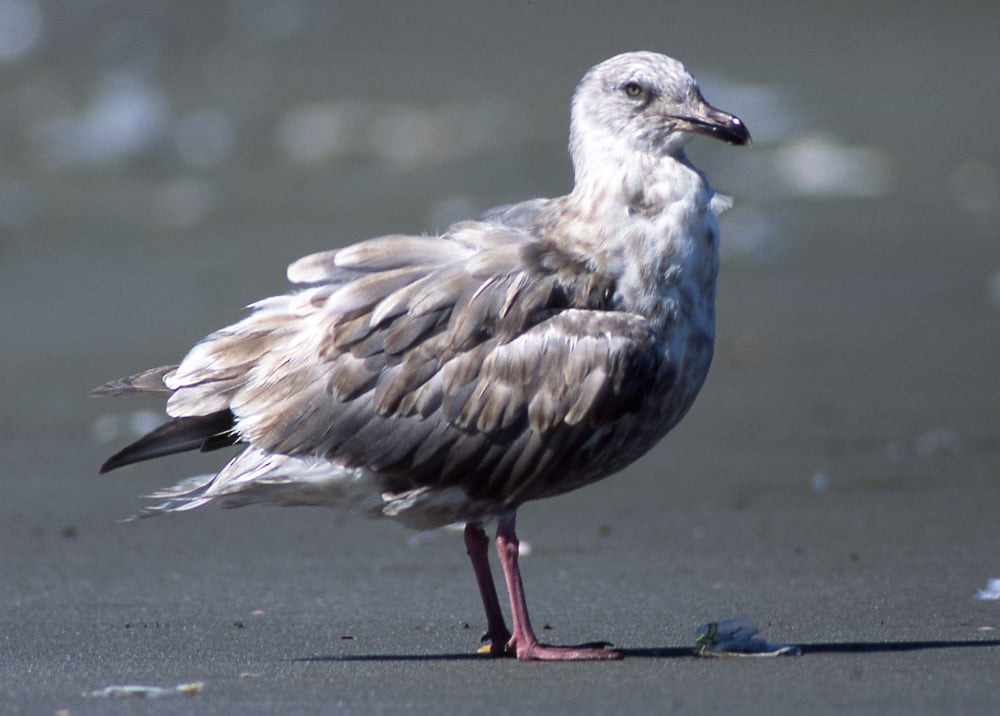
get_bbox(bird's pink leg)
[495,511,622,661]
[464,521,512,656]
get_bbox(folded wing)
[97,218,669,507]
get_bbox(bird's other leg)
[495,511,622,661]
[464,521,512,656]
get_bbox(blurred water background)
[2,0,997,451]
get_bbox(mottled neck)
[564,142,710,253]
[556,140,719,322]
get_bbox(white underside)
[144,447,487,529]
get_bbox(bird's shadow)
[296,639,1000,662]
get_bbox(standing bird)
[94,51,750,661]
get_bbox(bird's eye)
[624,82,643,98]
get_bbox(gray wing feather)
[286,236,470,283]
[150,221,666,506]
[91,365,176,397]
[479,197,549,229]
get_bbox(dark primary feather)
[99,410,236,473]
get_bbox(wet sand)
[2,1,999,713]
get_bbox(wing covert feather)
[153,223,670,505]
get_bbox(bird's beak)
[674,95,751,146]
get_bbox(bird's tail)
[92,365,238,473]
[90,365,178,398]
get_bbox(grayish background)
[2,1,999,713]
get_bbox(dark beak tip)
[681,106,751,146]
[726,117,751,147]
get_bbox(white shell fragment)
[694,616,801,657]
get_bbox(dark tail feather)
[100,410,238,473]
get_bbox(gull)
[93,51,750,661]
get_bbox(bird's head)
[569,51,750,170]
